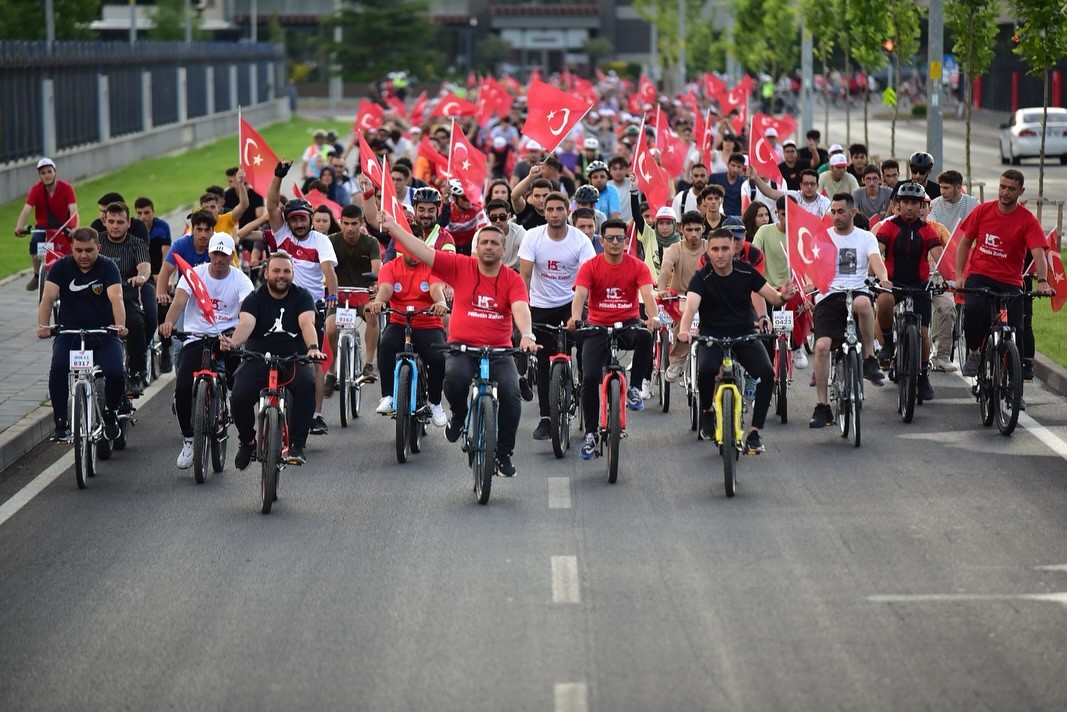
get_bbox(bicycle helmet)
[448,179,466,197]
[908,151,934,173]
[574,185,600,203]
[281,198,312,218]
[586,160,609,176]
[896,181,927,201]
[412,186,442,205]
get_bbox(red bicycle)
[652,293,683,413]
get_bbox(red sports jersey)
[575,254,653,325]
[431,251,529,346]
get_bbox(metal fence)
[0,40,286,164]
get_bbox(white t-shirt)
[177,264,254,334]
[268,224,338,301]
[517,224,597,308]
[815,226,880,304]
[787,191,831,218]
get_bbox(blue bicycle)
[382,306,437,464]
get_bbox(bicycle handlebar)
[51,326,121,336]
[952,286,1052,300]
[690,333,774,347]
[381,307,442,320]
[442,344,525,357]
[235,349,321,365]
[870,283,945,296]
[172,329,234,341]
[574,322,648,336]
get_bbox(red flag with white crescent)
[358,132,385,189]
[409,91,428,124]
[654,107,688,179]
[379,157,413,235]
[703,73,726,103]
[172,253,216,326]
[786,198,837,294]
[238,117,280,199]
[354,98,384,133]
[520,78,592,154]
[418,135,450,173]
[1045,229,1066,311]
[748,114,784,182]
[448,120,488,205]
[306,189,343,220]
[430,92,478,119]
[631,119,670,215]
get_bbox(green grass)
[0,117,350,279]
[1032,257,1067,369]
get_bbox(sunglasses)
[487,213,509,222]
[601,234,626,243]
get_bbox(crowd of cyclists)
[15,70,1057,487]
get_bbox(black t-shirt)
[778,160,804,191]
[91,217,149,242]
[224,186,265,229]
[48,254,122,329]
[330,231,380,287]
[687,261,767,337]
[241,284,316,356]
[797,147,829,169]
[515,203,547,231]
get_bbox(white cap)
[525,139,543,152]
[829,154,848,167]
[37,158,56,170]
[829,143,844,153]
[208,233,235,255]
[655,206,677,222]
[764,127,778,138]
[583,137,600,150]
[492,136,507,149]
[782,138,797,147]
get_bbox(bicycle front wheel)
[549,361,570,459]
[606,377,621,484]
[192,380,212,483]
[95,378,113,461]
[351,339,363,420]
[73,382,92,489]
[898,324,919,423]
[953,304,967,370]
[995,338,1022,436]
[211,388,228,473]
[657,329,671,413]
[835,352,850,438]
[775,336,789,424]
[978,348,995,427]
[850,350,863,448]
[260,408,281,514]
[395,361,413,463]
[338,338,350,428]
[721,388,737,497]
[473,396,497,505]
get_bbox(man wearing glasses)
[749,168,831,217]
[483,199,526,271]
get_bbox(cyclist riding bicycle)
[569,218,660,460]
[874,181,944,401]
[14,157,77,292]
[445,179,490,256]
[159,234,254,469]
[36,228,127,442]
[656,210,707,382]
[367,183,457,261]
[676,228,796,452]
[221,250,325,468]
[380,213,538,478]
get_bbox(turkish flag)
[1045,229,1066,312]
[735,74,757,94]
[379,156,412,235]
[358,131,386,189]
[631,120,670,215]
[573,77,598,106]
[172,253,216,326]
[561,68,574,90]
[638,74,658,106]
[703,73,726,103]
[754,112,798,143]
[625,218,640,258]
[786,198,837,294]
[529,67,542,86]
[409,91,428,124]
[238,117,280,199]
[418,135,450,173]
[448,120,488,205]
[321,333,333,375]
[933,220,966,282]
[354,98,384,133]
[748,115,784,182]
[466,70,477,89]
[477,77,512,127]
[682,90,700,114]
[654,107,688,179]
[306,189,342,220]
[730,103,748,137]
[695,107,715,168]
[431,93,478,119]
[521,78,592,154]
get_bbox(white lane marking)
[551,555,580,604]
[554,682,589,712]
[868,592,1067,608]
[1035,564,1067,572]
[0,373,174,529]
[548,477,571,509]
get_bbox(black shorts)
[888,285,932,327]
[813,291,873,343]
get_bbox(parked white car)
[999,107,1067,165]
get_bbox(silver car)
[999,107,1067,165]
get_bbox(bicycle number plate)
[38,241,54,258]
[70,350,94,371]
[773,310,794,332]
[336,308,358,327]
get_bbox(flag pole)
[237,105,242,168]
[447,118,456,178]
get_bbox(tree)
[1007,0,1067,202]
[883,0,924,156]
[478,34,512,76]
[846,0,889,148]
[633,0,708,92]
[583,36,614,75]
[0,0,97,40]
[945,0,998,189]
[325,0,444,82]
[147,0,208,42]
[731,0,798,77]
[801,0,842,139]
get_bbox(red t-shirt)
[575,254,654,325]
[431,251,529,346]
[447,202,489,247]
[27,180,77,229]
[379,258,445,330]
[959,201,1046,287]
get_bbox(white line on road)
[868,592,1067,608]
[952,371,1067,462]
[551,555,581,604]
[548,477,571,509]
[1035,564,1067,572]
[554,682,589,712]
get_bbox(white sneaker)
[665,362,685,383]
[640,378,652,400]
[430,402,447,427]
[375,396,394,414]
[931,356,958,373]
[792,349,808,369]
[176,440,194,469]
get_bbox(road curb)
[1033,352,1067,398]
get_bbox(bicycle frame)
[386,307,434,415]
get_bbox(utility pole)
[801,17,814,134]
[330,0,343,112]
[129,0,137,46]
[650,22,659,84]
[183,0,192,43]
[250,0,258,43]
[676,0,686,93]
[45,0,55,42]
[927,0,944,172]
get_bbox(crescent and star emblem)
[796,228,818,265]
[636,153,652,182]
[755,138,775,165]
[453,142,472,172]
[242,138,263,167]
[441,101,460,117]
[547,108,571,136]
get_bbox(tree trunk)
[1039,69,1048,214]
[890,58,898,156]
[863,82,869,148]
[823,60,830,140]
[844,48,851,145]
[964,76,973,193]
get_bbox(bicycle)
[444,344,524,505]
[826,286,869,448]
[954,287,1048,436]
[576,323,646,484]
[382,306,436,464]
[771,308,794,424]
[690,333,771,497]
[236,350,317,513]
[876,283,943,423]
[652,294,682,413]
[682,314,701,435]
[533,322,581,459]
[19,226,69,323]
[174,331,232,483]
[334,285,375,428]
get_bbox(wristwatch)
[521,333,536,340]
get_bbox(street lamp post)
[467,18,479,73]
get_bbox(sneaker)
[579,432,598,460]
[51,422,71,442]
[876,341,895,363]
[496,453,516,477]
[1022,360,1034,382]
[310,414,328,435]
[519,376,534,402]
[809,373,816,387]
[745,429,765,454]
[626,386,645,411]
[532,417,551,440]
[930,356,958,373]
[234,440,256,470]
[430,402,447,428]
[26,275,39,292]
[641,379,652,400]
[699,409,714,440]
[792,349,808,369]
[286,445,306,465]
[375,396,395,414]
[809,403,833,428]
[361,363,378,382]
[324,373,338,396]
[918,371,934,401]
[176,439,194,469]
[962,352,980,378]
[102,409,121,440]
[665,362,685,382]
[159,347,173,374]
[743,375,757,401]
[863,356,885,387]
[446,415,464,443]
[127,374,145,397]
